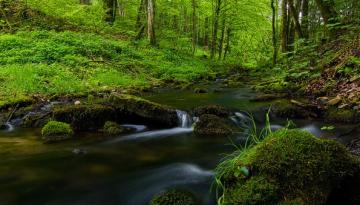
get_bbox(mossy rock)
[272,100,315,119]
[150,189,198,205]
[108,94,178,128]
[194,114,233,137]
[41,121,73,143]
[0,95,34,111]
[193,105,230,118]
[216,129,360,205]
[103,121,128,136]
[325,108,357,123]
[53,104,115,131]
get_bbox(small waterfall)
[4,122,15,132]
[176,110,193,128]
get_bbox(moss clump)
[150,189,197,205]
[216,129,360,205]
[325,108,356,123]
[193,104,230,118]
[194,114,233,137]
[103,121,125,136]
[53,104,115,131]
[41,121,73,143]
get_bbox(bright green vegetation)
[150,189,197,205]
[41,121,73,138]
[215,129,360,205]
[0,31,211,99]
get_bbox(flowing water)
[0,87,356,205]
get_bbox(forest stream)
[0,85,358,205]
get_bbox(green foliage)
[41,121,73,137]
[0,30,212,99]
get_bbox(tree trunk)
[301,0,309,39]
[192,0,197,55]
[218,17,226,60]
[223,27,231,60]
[104,0,117,24]
[147,0,156,46]
[135,0,146,29]
[204,17,209,50]
[288,0,303,38]
[271,0,277,66]
[281,0,288,53]
[211,0,221,59]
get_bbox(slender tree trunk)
[288,0,303,38]
[135,0,146,29]
[147,0,156,46]
[211,0,221,59]
[223,27,231,60]
[204,17,209,50]
[104,0,117,24]
[192,0,197,55]
[281,0,288,53]
[271,0,277,66]
[218,17,226,60]
[301,0,309,39]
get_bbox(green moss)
[194,114,233,137]
[227,176,279,205]
[325,108,356,123]
[41,121,73,143]
[216,129,360,205]
[103,121,125,136]
[53,104,115,131]
[109,94,178,127]
[150,189,197,205]
[0,95,34,110]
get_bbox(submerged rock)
[103,121,130,136]
[150,189,198,205]
[272,100,317,119]
[215,129,360,205]
[193,104,230,118]
[194,114,233,137]
[41,121,73,143]
[325,108,358,123]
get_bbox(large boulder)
[194,114,233,137]
[215,129,360,205]
[108,94,178,128]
